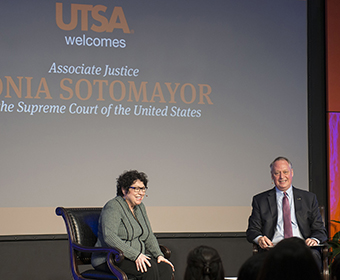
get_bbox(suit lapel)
[293,187,303,223]
[267,187,278,225]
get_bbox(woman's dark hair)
[116,170,148,197]
[257,237,322,280]
[184,245,225,280]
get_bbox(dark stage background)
[0,0,330,279]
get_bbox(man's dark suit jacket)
[246,186,327,244]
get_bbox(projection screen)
[0,0,307,235]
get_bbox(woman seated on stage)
[91,170,174,280]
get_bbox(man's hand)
[305,238,318,247]
[258,236,274,249]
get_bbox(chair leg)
[322,246,329,280]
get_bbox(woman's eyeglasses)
[129,186,148,193]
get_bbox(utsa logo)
[56,3,131,33]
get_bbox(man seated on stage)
[246,156,327,269]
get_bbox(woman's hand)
[135,253,151,272]
[157,255,175,271]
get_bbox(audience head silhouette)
[257,237,322,280]
[331,253,340,280]
[184,245,225,280]
[237,252,266,280]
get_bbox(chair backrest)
[56,207,102,264]
[57,206,173,280]
[319,205,325,225]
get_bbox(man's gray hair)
[270,156,293,172]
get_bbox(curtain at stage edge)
[327,0,340,238]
